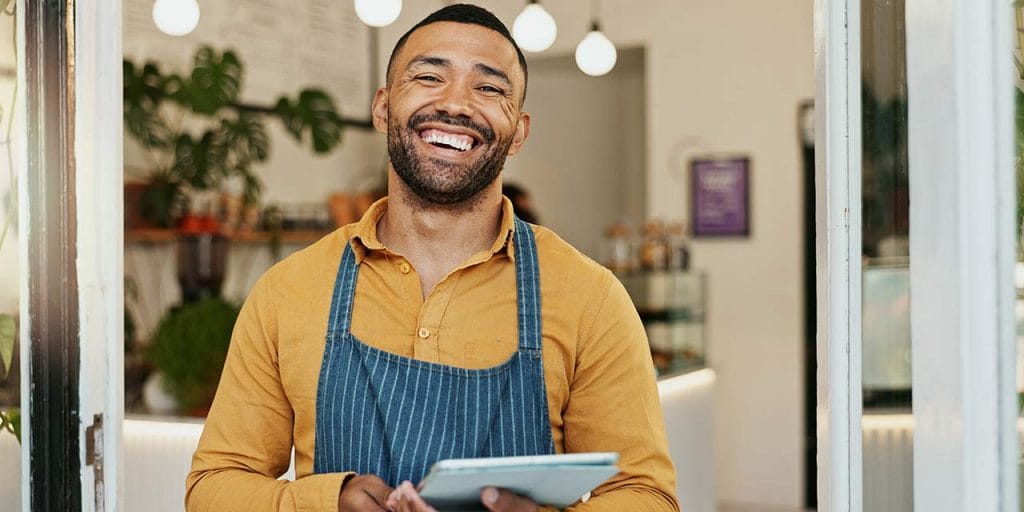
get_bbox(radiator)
[862,415,914,512]
[124,417,295,511]
[124,418,206,511]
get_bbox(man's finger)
[481,487,539,512]
[393,481,438,509]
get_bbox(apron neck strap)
[326,217,543,349]
[512,217,543,351]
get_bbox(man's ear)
[506,112,531,156]
[371,88,389,135]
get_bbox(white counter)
[0,369,718,511]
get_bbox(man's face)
[372,22,530,205]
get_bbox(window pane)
[861,0,912,510]
[0,8,21,509]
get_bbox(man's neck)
[377,175,504,297]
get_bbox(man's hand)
[386,482,540,512]
[338,474,394,512]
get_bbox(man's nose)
[434,83,475,118]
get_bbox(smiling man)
[186,4,678,512]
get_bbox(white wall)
[638,2,812,509]
[503,49,646,259]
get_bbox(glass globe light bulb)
[512,3,557,53]
[354,0,402,28]
[152,0,200,37]
[575,29,617,77]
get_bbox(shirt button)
[399,262,411,274]
[418,328,431,339]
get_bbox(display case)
[616,270,707,376]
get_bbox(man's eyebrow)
[407,55,451,70]
[474,63,511,86]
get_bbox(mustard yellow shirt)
[186,198,678,512]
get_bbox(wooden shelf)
[126,228,331,245]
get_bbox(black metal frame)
[25,0,82,509]
[798,99,816,509]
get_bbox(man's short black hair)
[385,4,529,103]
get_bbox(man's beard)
[388,112,514,206]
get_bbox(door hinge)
[85,413,105,510]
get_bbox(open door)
[814,0,1017,510]
[13,0,124,510]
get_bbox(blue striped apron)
[313,218,554,486]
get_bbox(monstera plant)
[124,45,347,226]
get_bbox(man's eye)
[478,85,504,94]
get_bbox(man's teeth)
[422,131,474,151]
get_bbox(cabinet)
[616,271,707,376]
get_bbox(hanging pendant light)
[512,0,557,53]
[575,20,617,76]
[152,0,200,37]
[354,0,402,28]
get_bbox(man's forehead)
[395,22,523,79]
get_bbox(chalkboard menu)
[124,0,375,123]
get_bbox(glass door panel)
[861,0,912,510]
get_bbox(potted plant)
[124,45,347,228]
[144,296,240,415]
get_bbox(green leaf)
[219,113,270,165]
[10,409,20,443]
[123,61,172,148]
[172,131,222,190]
[273,89,345,153]
[0,408,18,444]
[0,313,14,379]
[187,47,243,115]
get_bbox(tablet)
[417,452,619,510]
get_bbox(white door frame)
[74,0,125,510]
[816,0,1017,510]
[905,0,1016,510]
[15,0,123,509]
[814,0,864,510]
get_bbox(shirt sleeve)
[560,272,680,512]
[185,275,353,512]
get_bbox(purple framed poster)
[691,157,750,237]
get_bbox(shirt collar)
[348,196,518,263]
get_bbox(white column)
[814,0,863,510]
[906,0,1016,510]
